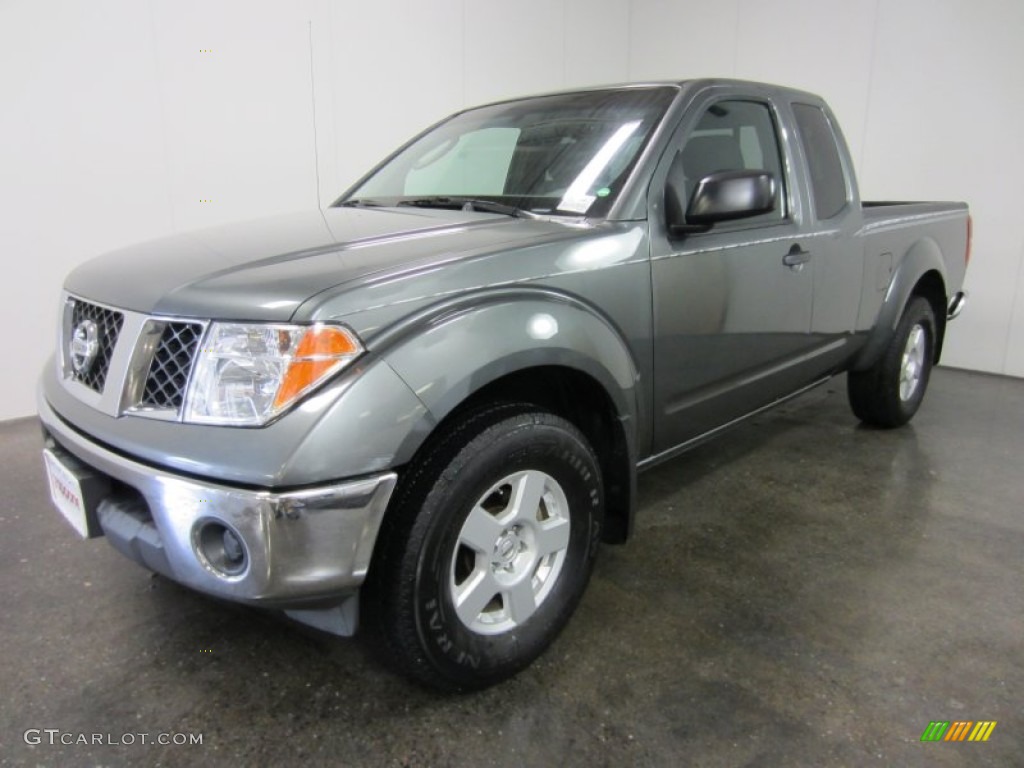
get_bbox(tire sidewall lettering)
[414,421,602,679]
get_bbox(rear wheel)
[847,296,937,427]
[363,405,603,691]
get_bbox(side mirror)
[665,169,777,237]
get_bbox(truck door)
[790,102,864,357]
[648,94,818,454]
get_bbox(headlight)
[185,322,363,426]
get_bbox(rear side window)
[792,103,848,219]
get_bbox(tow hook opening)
[194,520,248,577]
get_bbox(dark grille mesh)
[141,322,203,409]
[69,301,124,392]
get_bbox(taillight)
[965,215,973,266]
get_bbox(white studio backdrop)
[1,0,1021,420]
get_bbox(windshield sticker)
[559,194,596,214]
[557,120,641,214]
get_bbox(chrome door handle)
[783,244,811,268]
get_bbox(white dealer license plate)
[43,449,90,538]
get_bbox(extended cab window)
[792,103,848,220]
[680,100,786,223]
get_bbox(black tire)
[847,296,937,428]
[362,404,603,692]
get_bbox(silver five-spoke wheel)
[450,470,571,635]
[847,296,935,428]
[365,407,601,691]
[899,323,926,401]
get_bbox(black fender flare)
[374,286,639,459]
[851,237,947,372]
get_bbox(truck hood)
[65,208,571,321]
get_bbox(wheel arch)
[910,270,948,362]
[426,365,635,543]
[377,292,641,544]
[852,238,948,371]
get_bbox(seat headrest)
[681,135,744,184]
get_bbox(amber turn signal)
[274,326,362,409]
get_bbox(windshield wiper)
[396,197,538,219]
[338,198,386,208]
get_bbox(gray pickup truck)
[39,79,969,691]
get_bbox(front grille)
[70,301,124,392]
[141,322,204,409]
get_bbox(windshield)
[340,87,677,218]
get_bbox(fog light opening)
[195,520,248,577]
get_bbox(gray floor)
[1,368,1021,767]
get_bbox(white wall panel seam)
[146,0,178,233]
[1002,242,1024,373]
[858,0,882,177]
[307,19,322,209]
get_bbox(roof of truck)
[469,78,826,111]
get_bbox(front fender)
[373,288,641,462]
[852,237,947,372]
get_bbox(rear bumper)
[948,290,968,319]
[38,391,397,612]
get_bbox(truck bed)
[855,200,970,334]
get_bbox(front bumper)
[39,393,397,613]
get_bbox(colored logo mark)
[921,720,997,742]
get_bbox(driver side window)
[681,100,786,223]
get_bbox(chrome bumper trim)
[38,392,397,606]
[947,290,968,319]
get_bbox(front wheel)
[363,405,603,691]
[847,296,937,428]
